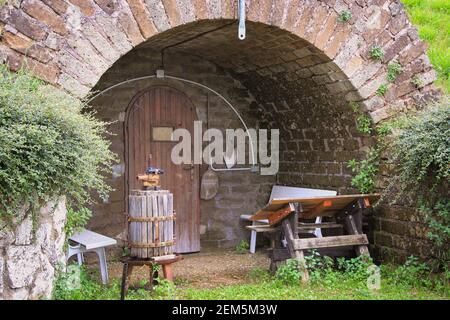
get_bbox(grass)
[181,279,445,300]
[53,256,449,300]
[402,0,450,92]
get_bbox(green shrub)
[349,101,360,113]
[384,99,450,264]
[387,100,450,187]
[348,150,379,193]
[356,114,373,134]
[411,75,425,88]
[370,45,385,60]
[275,259,302,285]
[338,10,352,22]
[388,256,431,288]
[387,61,403,82]
[421,200,450,249]
[0,66,116,225]
[376,84,388,96]
[376,122,392,137]
[64,206,92,237]
[349,102,373,134]
[234,240,250,254]
[304,250,334,281]
[336,255,374,282]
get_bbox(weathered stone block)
[0,257,4,297]
[325,26,351,58]
[22,0,68,35]
[42,0,69,14]
[374,231,393,247]
[95,14,133,55]
[5,245,41,289]
[326,80,353,94]
[95,0,118,15]
[0,227,14,247]
[6,287,30,300]
[383,34,410,62]
[66,34,110,74]
[58,50,100,87]
[351,62,382,89]
[81,22,121,62]
[57,73,91,98]
[418,70,437,87]
[2,8,47,41]
[380,218,409,236]
[29,255,54,299]
[1,31,53,63]
[144,0,170,31]
[117,8,145,46]
[359,73,386,99]
[14,216,33,246]
[68,0,96,16]
[388,12,408,35]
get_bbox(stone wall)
[238,71,375,195]
[371,205,438,263]
[0,198,66,300]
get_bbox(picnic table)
[247,194,380,281]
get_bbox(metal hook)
[238,0,246,40]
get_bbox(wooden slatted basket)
[128,190,175,258]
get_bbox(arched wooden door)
[126,87,200,253]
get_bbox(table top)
[69,229,117,250]
[250,194,381,223]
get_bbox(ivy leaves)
[385,99,450,263]
[0,65,116,224]
[347,150,379,194]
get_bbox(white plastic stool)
[67,229,117,284]
[240,215,269,253]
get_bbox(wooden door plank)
[127,87,200,254]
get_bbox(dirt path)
[108,249,270,289]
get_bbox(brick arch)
[0,0,440,123]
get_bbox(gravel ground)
[107,248,270,289]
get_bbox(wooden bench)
[242,186,337,253]
[249,193,380,281]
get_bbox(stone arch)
[0,0,442,257]
[0,0,440,123]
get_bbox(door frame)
[123,85,201,248]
